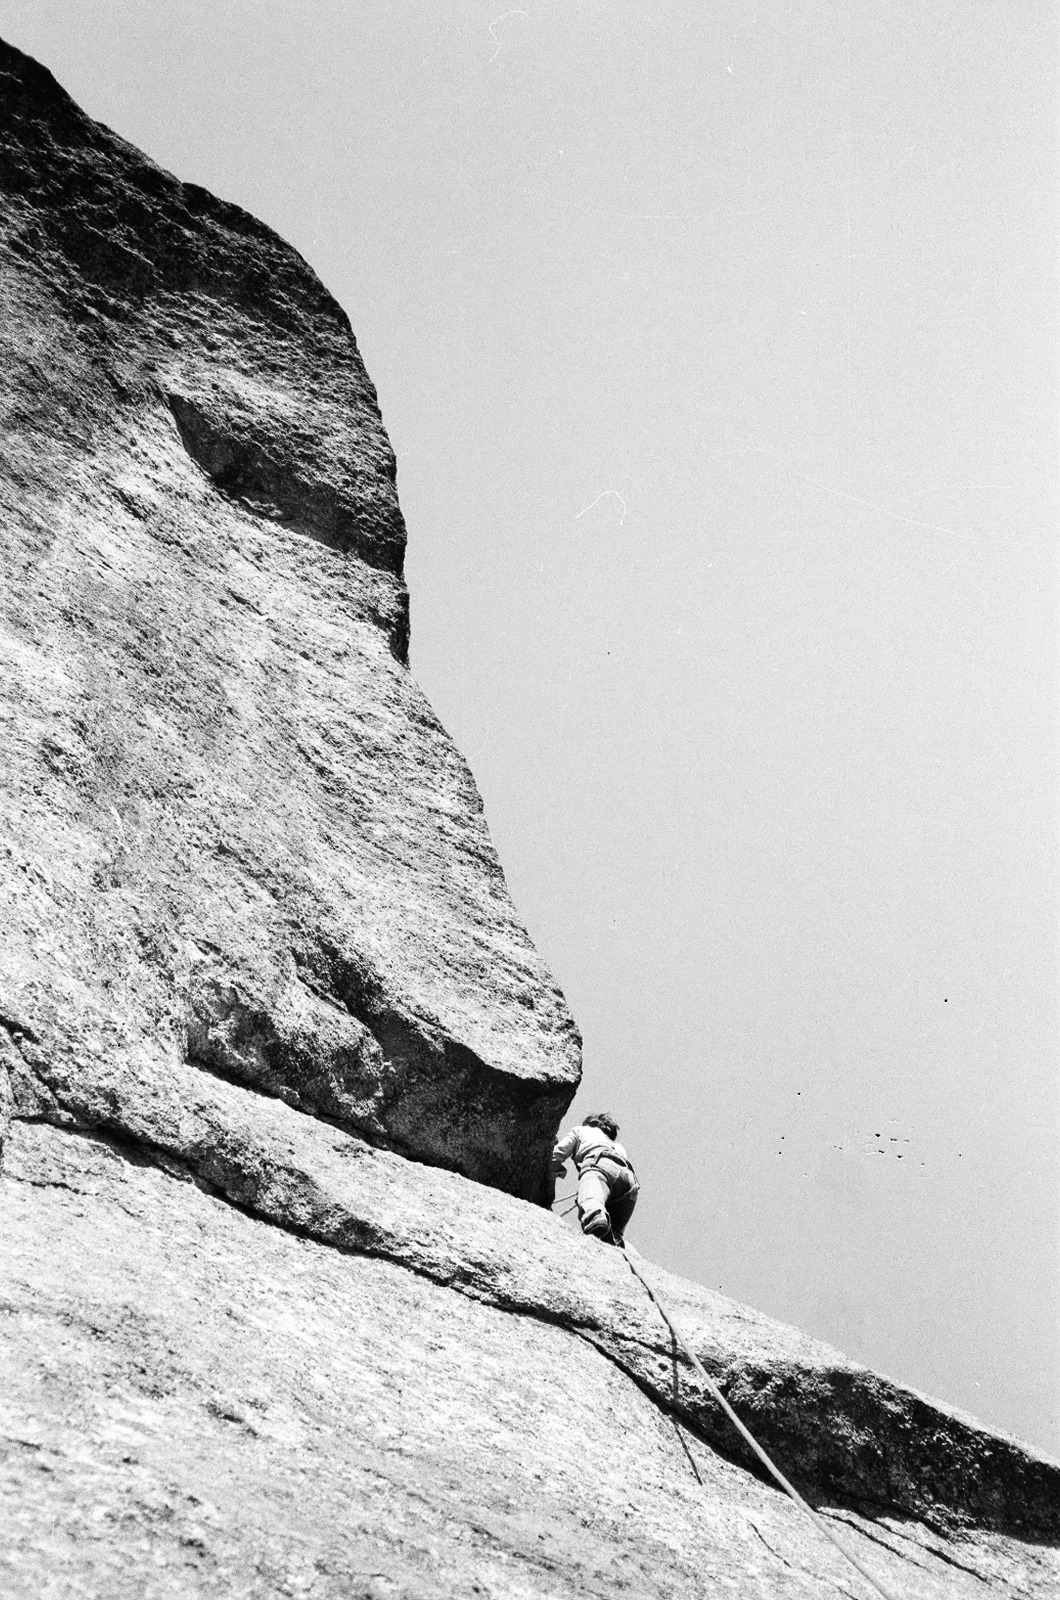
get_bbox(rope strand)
[619,1241,898,1600]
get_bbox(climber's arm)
[550,1126,579,1179]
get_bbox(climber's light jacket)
[551,1124,633,1179]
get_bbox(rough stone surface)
[0,38,580,1203]
[1,38,1059,1600]
[4,1117,1059,1600]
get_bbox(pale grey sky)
[4,0,1056,1454]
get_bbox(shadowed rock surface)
[1,38,1058,1600]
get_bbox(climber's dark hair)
[583,1112,619,1140]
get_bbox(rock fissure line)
[180,1036,560,1203]
[7,1097,668,1371]
[566,1319,975,1580]
[567,1323,813,1497]
[181,1046,393,1154]
[745,1519,849,1593]
[820,1513,986,1583]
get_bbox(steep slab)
[0,38,579,1200]
[3,1116,1058,1599]
[5,1034,1058,1555]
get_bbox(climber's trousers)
[577,1160,638,1244]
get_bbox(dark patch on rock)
[165,386,403,574]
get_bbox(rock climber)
[551,1112,638,1246]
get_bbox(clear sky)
[3,0,1056,1455]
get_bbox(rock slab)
[4,1115,1060,1599]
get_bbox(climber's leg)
[576,1168,613,1239]
[607,1176,639,1246]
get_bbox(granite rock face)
[2,39,1059,1600]
[4,1108,1060,1599]
[0,38,579,1203]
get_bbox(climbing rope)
[619,1240,899,1600]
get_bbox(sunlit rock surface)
[0,37,579,1202]
[1,38,1058,1600]
[4,1112,1059,1599]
